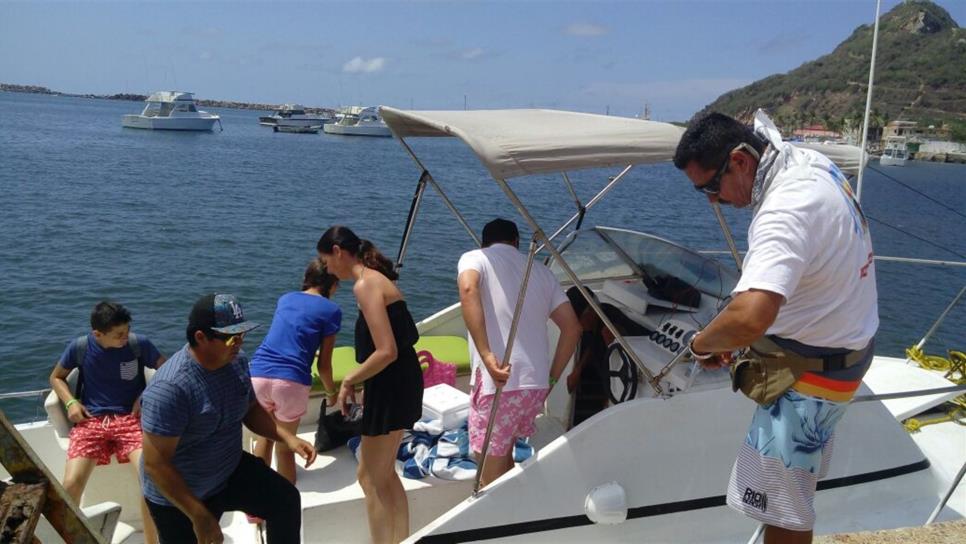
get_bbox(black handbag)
[314,404,363,452]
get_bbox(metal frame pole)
[394,171,430,273]
[425,174,481,248]
[856,0,883,202]
[473,236,539,495]
[494,178,663,396]
[925,459,966,525]
[912,284,966,352]
[539,165,634,254]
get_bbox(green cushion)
[310,335,471,392]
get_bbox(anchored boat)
[323,106,392,137]
[121,91,221,131]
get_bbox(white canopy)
[380,107,685,179]
[796,142,866,177]
[379,107,865,180]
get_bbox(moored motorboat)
[121,91,221,131]
[322,106,392,137]
[259,104,332,129]
[880,137,909,166]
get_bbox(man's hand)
[285,436,318,468]
[131,396,143,418]
[190,510,223,544]
[337,382,357,417]
[67,402,92,423]
[482,353,510,387]
[698,352,734,370]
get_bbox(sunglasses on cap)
[693,142,761,196]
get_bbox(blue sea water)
[1,91,964,422]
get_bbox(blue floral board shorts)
[726,389,849,531]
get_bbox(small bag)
[314,404,364,452]
[418,350,457,388]
[730,337,805,407]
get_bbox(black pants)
[146,452,301,544]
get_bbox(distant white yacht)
[322,106,392,137]
[259,104,331,129]
[121,91,221,131]
[880,137,909,166]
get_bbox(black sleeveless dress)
[354,300,424,436]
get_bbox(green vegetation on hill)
[698,1,966,141]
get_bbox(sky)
[2,0,964,121]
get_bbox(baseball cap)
[188,294,260,336]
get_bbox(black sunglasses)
[694,153,730,196]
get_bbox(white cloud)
[342,56,386,74]
[461,47,485,60]
[564,22,608,37]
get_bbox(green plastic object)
[310,335,471,392]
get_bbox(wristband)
[689,333,714,361]
[65,398,79,409]
[549,376,558,387]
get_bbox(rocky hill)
[697,0,966,140]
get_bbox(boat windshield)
[550,227,737,299]
[175,103,198,113]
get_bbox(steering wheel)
[607,343,639,404]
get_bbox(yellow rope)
[902,346,966,432]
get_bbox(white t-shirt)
[458,243,569,394]
[733,113,878,350]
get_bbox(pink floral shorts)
[252,377,311,423]
[67,413,142,466]
[469,374,548,457]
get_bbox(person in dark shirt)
[140,294,316,544]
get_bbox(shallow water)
[1,91,964,422]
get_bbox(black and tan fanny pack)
[730,336,870,406]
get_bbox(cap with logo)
[188,293,260,335]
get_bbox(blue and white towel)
[346,419,535,481]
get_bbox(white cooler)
[422,383,470,430]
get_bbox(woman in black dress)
[317,226,423,544]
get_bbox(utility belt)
[730,336,871,406]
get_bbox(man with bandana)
[673,110,878,544]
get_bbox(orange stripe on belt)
[796,371,862,392]
[793,372,861,402]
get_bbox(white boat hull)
[879,155,907,167]
[121,115,218,131]
[276,118,328,129]
[323,123,392,137]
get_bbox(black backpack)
[72,332,146,401]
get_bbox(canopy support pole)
[394,170,430,274]
[425,174,481,248]
[473,235,539,495]
[561,173,587,230]
[391,136,481,267]
[539,165,634,256]
[493,178,663,397]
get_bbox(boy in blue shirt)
[49,301,166,544]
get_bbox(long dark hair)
[317,225,398,281]
[302,258,339,295]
